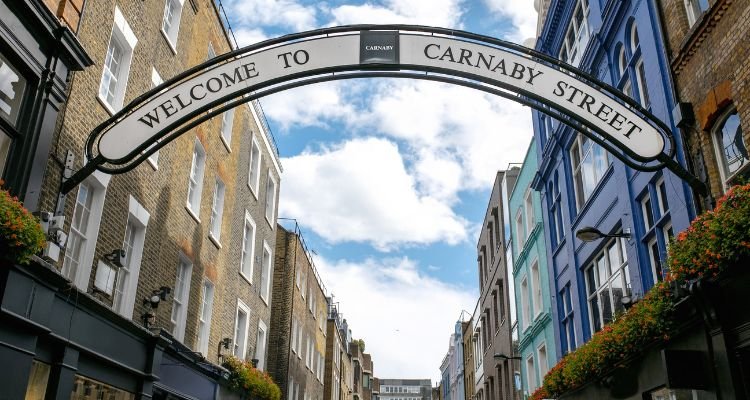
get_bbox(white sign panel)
[98,35,360,160]
[97,31,664,162]
[399,35,664,159]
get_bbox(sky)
[223,0,538,382]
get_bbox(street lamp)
[493,353,521,361]
[575,227,631,242]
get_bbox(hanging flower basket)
[0,184,45,265]
[531,183,750,400]
[222,356,282,400]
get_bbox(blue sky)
[224,0,538,381]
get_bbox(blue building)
[530,0,696,360]
[510,138,557,396]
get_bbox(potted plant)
[0,183,45,265]
[222,356,282,400]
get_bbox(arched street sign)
[61,25,705,194]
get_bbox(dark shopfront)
[1,258,226,399]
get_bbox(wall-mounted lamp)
[493,353,521,361]
[104,249,126,268]
[575,227,631,242]
[141,286,171,329]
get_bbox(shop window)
[161,0,184,51]
[0,52,28,127]
[711,108,748,190]
[647,387,698,400]
[171,255,192,341]
[70,375,135,399]
[24,360,50,400]
[99,6,137,113]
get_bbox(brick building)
[378,379,432,400]
[475,169,520,400]
[350,340,373,400]
[461,319,475,400]
[325,301,354,400]
[2,0,281,398]
[270,223,328,400]
[657,0,749,207]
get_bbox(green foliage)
[223,356,282,400]
[355,338,366,352]
[530,184,750,399]
[0,185,46,265]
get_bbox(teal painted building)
[510,138,556,397]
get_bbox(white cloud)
[482,0,539,41]
[329,0,466,28]
[233,27,268,48]
[279,137,470,250]
[316,256,476,380]
[226,0,318,31]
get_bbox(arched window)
[630,25,640,53]
[617,46,627,78]
[712,108,748,189]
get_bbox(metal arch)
[61,24,705,195]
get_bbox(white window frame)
[634,58,650,108]
[198,278,215,355]
[530,259,542,318]
[260,240,272,304]
[648,236,663,283]
[171,254,193,341]
[248,136,262,198]
[265,170,278,227]
[711,108,748,190]
[684,0,709,26]
[220,108,235,150]
[233,299,251,360]
[641,194,654,231]
[617,46,627,78]
[557,0,590,66]
[62,171,111,291]
[520,276,530,331]
[161,0,184,53]
[524,189,534,240]
[526,354,536,391]
[255,320,268,370]
[113,196,150,318]
[98,6,137,113]
[537,343,549,384]
[240,211,257,284]
[186,138,206,219]
[515,210,524,249]
[145,68,163,169]
[291,317,298,354]
[570,133,609,211]
[208,178,226,245]
[663,222,675,252]
[655,178,669,217]
[585,237,630,334]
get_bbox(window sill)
[220,134,232,153]
[161,29,178,55]
[247,182,259,200]
[265,215,275,229]
[96,95,118,117]
[240,271,253,286]
[208,233,222,249]
[260,294,269,306]
[185,205,201,224]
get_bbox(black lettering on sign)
[278,50,310,68]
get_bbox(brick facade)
[270,224,327,400]
[36,0,280,370]
[657,0,750,202]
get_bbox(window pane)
[590,297,601,332]
[718,111,747,176]
[600,287,613,325]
